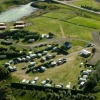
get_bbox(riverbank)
[0,0,31,13]
[0,2,37,22]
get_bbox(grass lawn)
[59,21,93,41]
[68,16,100,29]
[69,0,100,9]
[25,17,62,37]
[25,16,93,41]
[42,11,77,20]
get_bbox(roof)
[0,26,6,28]
[81,50,91,55]
[64,42,72,48]
[0,23,5,25]
[15,25,25,28]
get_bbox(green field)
[24,3,100,41]
[69,0,100,9]
[25,15,93,41]
[68,16,100,29]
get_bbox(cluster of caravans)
[21,77,71,89]
[32,58,67,73]
[4,43,67,72]
[78,63,93,88]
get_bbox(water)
[0,2,37,22]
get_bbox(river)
[0,2,37,22]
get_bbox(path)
[54,0,100,15]
[88,31,100,64]
[15,37,93,49]
[57,21,65,38]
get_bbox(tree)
[92,48,96,53]
[0,65,10,81]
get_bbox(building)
[0,23,6,30]
[0,26,6,30]
[14,21,25,25]
[15,25,25,29]
[80,50,91,57]
[64,42,72,49]
[0,23,5,26]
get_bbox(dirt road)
[88,31,100,64]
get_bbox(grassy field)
[68,16,100,29]
[25,15,93,41]
[69,0,100,9]
[24,3,100,41]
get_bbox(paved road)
[54,0,100,15]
